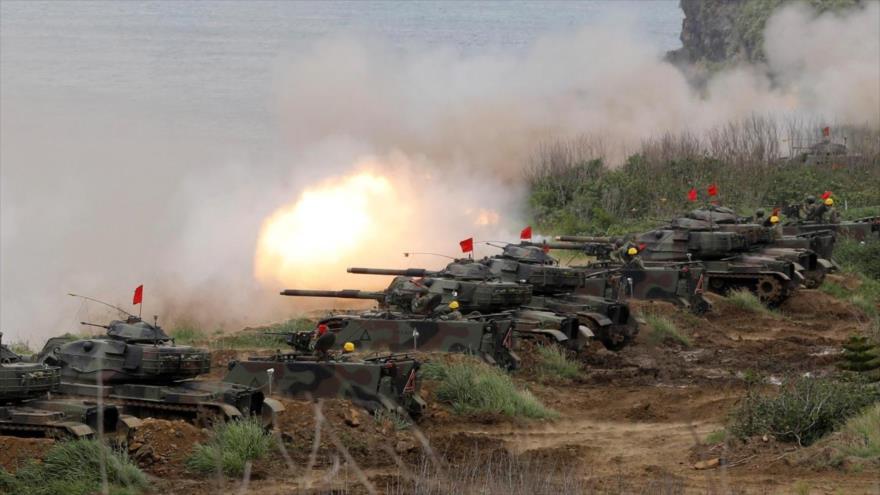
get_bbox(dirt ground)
[3,281,879,494]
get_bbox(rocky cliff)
[668,0,863,68]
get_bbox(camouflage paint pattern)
[224,355,425,417]
[309,314,520,369]
[33,319,282,427]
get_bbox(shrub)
[729,377,880,446]
[187,418,271,477]
[423,360,556,419]
[726,288,772,315]
[833,239,880,282]
[169,322,206,344]
[643,313,691,347]
[2,439,147,495]
[534,345,580,381]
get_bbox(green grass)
[704,429,728,444]
[170,318,314,349]
[373,409,412,431]
[833,403,880,460]
[643,313,691,347]
[187,418,271,477]
[169,322,206,344]
[730,377,880,446]
[0,439,147,495]
[423,359,557,419]
[833,239,880,282]
[534,345,581,381]
[726,288,774,315]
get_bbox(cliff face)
[669,0,862,68]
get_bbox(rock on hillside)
[668,0,863,69]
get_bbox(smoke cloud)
[1,2,878,343]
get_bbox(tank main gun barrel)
[556,235,616,243]
[347,267,440,277]
[280,289,386,300]
[79,321,110,329]
[522,241,596,250]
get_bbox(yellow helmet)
[449,300,460,310]
[824,198,833,206]
[769,215,780,224]
[626,247,638,256]
[343,342,355,353]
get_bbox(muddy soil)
[3,284,879,494]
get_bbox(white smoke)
[1,2,878,343]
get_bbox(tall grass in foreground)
[187,418,271,477]
[382,454,683,495]
[0,439,147,495]
[643,313,691,347]
[423,360,556,419]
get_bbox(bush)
[833,239,880,281]
[534,345,580,381]
[643,313,691,347]
[730,377,880,446]
[726,288,772,315]
[423,360,556,419]
[187,418,271,477]
[1,439,147,495]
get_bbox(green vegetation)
[187,418,272,477]
[832,403,880,462]
[839,335,880,381]
[170,317,314,349]
[5,341,33,356]
[833,239,880,282]
[423,360,557,419]
[704,429,728,444]
[526,121,879,236]
[643,313,691,347]
[730,377,880,446]
[726,288,773,315]
[0,439,147,495]
[373,409,412,431]
[534,345,581,381]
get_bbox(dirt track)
[3,283,879,494]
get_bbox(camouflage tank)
[346,266,631,351]
[558,208,814,305]
[223,347,426,418]
[678,206,834,288]
[276,294,521,369]
[780,201,880,243]
[1,331,134,439]
[36,316,283,427]
[519,240,711,315]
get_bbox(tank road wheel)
[755,276,784,305]
[803,269,826,289]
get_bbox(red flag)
[132,285,143,305]
[459,237,474,253]
[542,243,550,254]
[707,184,718,197]
[687,188,698,202]
[822,126,830,137]
[820,191,832,200]
[520,226,532,240]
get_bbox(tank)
[558,206,832,305]
[1,331,134,439]
[345,266,636,351]
[520,241,712,315]
[35,316,283,427]
[223,352,426,418]
[276,308,520,370]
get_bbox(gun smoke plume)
[1,2,878,342]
